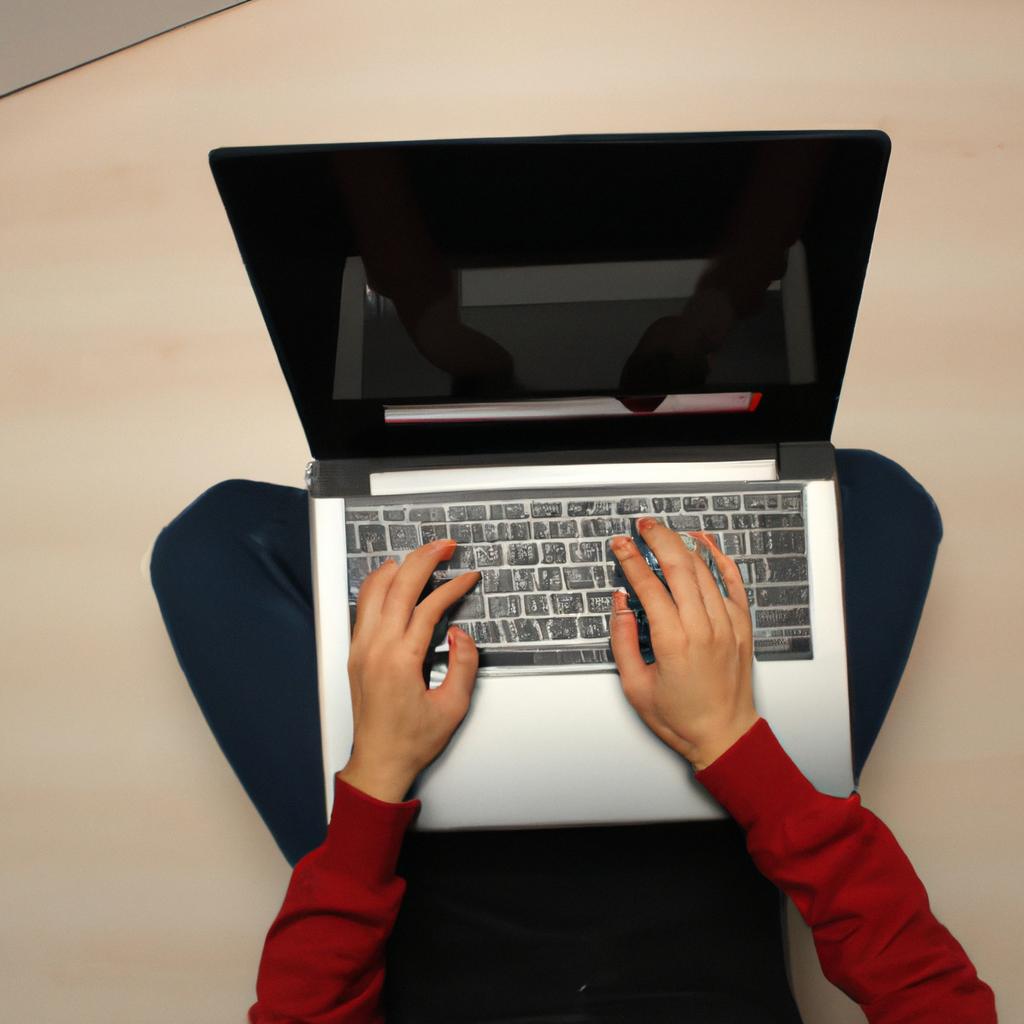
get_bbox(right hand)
[609,519,760,771]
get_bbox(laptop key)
[501,618,543,643]
[568,500,612,516]
[667,514,702,531]
[524,594,549,615]
[756,608,810,628]
[579,615,609,639]
[542,617,578,640]
[551,593,584,615]
[749,531,805,555]
[651,497,681,512]
[388,525,420,550]
[532,501,564,517]
[508,543,540,565]
[481,569,514,593]
[511,569,537,591]
[409,506,446,522]
[419,524,449,542]
[564,567,594,589]
[450,593,484,620]
[756,585,809,606]
[586,591,613,613]
[712,495,742,511]
[488,595,521,618]
[538,567,563,590]
[474,544,504,567]
[449,504,487,521]
[571,541,602,562]
[765,556,808,582]
[358,524,387,551]
[541,542,567,563]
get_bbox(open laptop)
[209,130,890,831]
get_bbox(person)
[236,520,997,1024]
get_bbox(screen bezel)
[209,130,890,460]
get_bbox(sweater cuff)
[318,776,421,885]
[695,717,822,831]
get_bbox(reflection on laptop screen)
[209,133,888,456]
[327,140,825,403]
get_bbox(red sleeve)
[248,775,421,1024]
[696,718,998,1023]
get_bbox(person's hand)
[338,539,481,802]
[609,519,759,771]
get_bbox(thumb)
[434,626,479,713]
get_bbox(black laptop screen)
[210,132,888,459]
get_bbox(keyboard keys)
[541,542,567,563]
[564,567,594,589]
[358,524,387,551]
[474,544,503,567]
[552,593,584,614]
[651,497,681,512]
[345,487,811,658]
[531,501,563,517]
[756,585,809,606]
[571,541,602,562]
[488,595,521,618]
[388,524,420,550]
[617,497,649,514]
[538,567,563,590]
[756,607,810,628]
[449,504,487,521]
[409,506,445,522]
[568,500,612,516]
[766,557,808,582]
[749,531,805,555]
[508,543,540,565]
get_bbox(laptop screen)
[210,132,889,459]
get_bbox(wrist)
[337,757,417,804]
[688,713,761,772]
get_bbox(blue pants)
[150,449,943,1023]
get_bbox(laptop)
[209,130,890,831]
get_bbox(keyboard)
[345,483,812,665]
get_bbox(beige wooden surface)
[1,1,1020,1020]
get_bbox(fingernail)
[637,516,657,531]
[432,538,457,551]
[612,589,630,613]
[447,627,458,649]
[610,536,631,553]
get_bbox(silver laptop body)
[208,129,890,831]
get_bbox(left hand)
[338,538,482,802]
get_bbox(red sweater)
[248,718,997,1023]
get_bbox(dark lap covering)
[150,449,943,1024]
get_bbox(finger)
[379,538,459,634]
[633,518,714,640]
[609,536,683,650]
[679,529,734,639]
[351,559,399,645]
[406,569,483,652]
[692,531,753,649]
[609,588,657,696]
[431,625,479,715]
